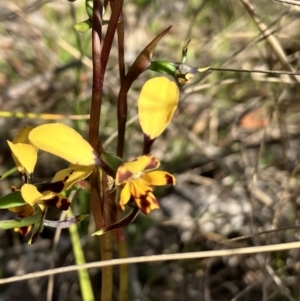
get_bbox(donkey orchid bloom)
[115,154,175,214]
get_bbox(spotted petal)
[43,194,71,211]
[141,170,176,186]
[21,184,51,206]
[134,191,159,214]
[51,165,94,190]
[129,180,159,214]
[116,155,160,185]
[21,184,70,210]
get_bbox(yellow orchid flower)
[115,154,175,214]
[7,125,37,176]
[8,165,94,236]
[20,166,94,209]
[6,124,96,236]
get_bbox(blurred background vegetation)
[1,0,300,300]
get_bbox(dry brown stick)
[239,0,300,84]
[2,241,300,285]
[273,0,300,7]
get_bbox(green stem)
[68,208,94,301]
[118,235,129,301]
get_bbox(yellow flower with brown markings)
[116,154,175,214]
[6,124,96,236]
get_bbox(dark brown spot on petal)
[45,195,70,211]
[36,181,64,193]
[165,174,175,185]
[144,154,159,170]
[18,226,31,236]
[138,190,159,214]
[45,195,59,207]
[59,197,71,211]
[117,170,133,184]
[139,195,151,214]
[63,170,73,182]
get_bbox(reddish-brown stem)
[117,84,129,157]
[101,0,124,78]
[89,12,114,279]
[114,8,129,301]
[89,0,105,234]
[117,26,172,158]
[89,0,124,224]
[89,1,122,301]
[90,0,124,152]
[142,135,155,155]
[89,0,104,150]
[117,11,125,86]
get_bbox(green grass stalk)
[68,208,95,301]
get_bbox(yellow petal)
[28,123,99,166]
[8,204,34,216]
[13,125,36,144]
[119,179,159,214]
[130,178,152,196]
[119,182,131,211]
[130,180,159,214]
[21,184,47,206]
[7,141,37,174]
[138,77,179,140]
[51,165,94,190]
[141,170,176,186]
[135,192,159,214]
[116,155,160,185]
[21,184,70,210]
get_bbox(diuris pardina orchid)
[2,76,179,239]
[5,124,97,241]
